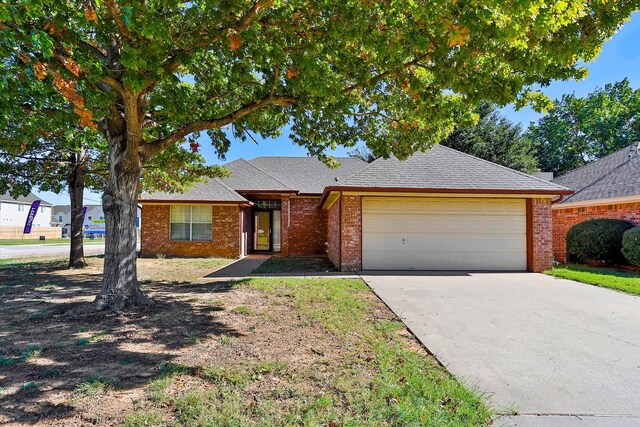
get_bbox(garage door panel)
[362,197,527,271]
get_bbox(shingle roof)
[551,145,640,203]
[0,192,53,206]
[247,157,369,194]
[223,158,295,192]
[140,178,248,202]
[333,145,570,193]
[141,157,368,202]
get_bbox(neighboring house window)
[170,205,211,241]
[18,204,25,212]
[58,215,63,221]
[40,206,45,213]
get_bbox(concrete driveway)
[361,272,640,426]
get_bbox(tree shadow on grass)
[0,261,246,424]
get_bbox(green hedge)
[622,226,640,266]
[566,219,634,265]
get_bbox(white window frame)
[170,205,212,242]
[18,204,25,212]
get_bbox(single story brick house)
[140,145,571,272]
[551,144,640,263]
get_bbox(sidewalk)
[202,255,271,280]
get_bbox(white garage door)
[362,197,527,270]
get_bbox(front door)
[254,211,271,251]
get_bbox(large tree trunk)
[94,131,149,311]
[67,152,86,268]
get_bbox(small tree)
[0,66,223,268]
[2,0,636,311]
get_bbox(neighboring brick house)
[551,144,640,263]
[140,145,571,272]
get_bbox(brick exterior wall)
[288,197,327,255]
[530,198,553,272]
[552,201,640,263]
[327,198,341,267]
[340,195,362,271]
[141,204,241,258]
[241,206,252,257]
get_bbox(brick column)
[340,195,362,271]
[280,195,290,256]
[326,198,341,268]
[529,198,553,272]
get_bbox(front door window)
[254,211,271,251]
[272,210,281,252]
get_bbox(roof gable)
[0,192,53,206]
[552,145,640,203]
[335,145,570,193]
[140,178,248,203]
[223,158,295,192]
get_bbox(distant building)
[0,192,53,228]
[52,204,140,237]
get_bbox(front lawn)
[546,264,640,296]
[0,257,491,426]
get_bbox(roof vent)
[335,177,339,182]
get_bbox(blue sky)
[37,12,640,205]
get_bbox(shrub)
[622,226,640,266]
[566,219,634,265]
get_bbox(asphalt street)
[0,242,106,259]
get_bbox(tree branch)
[101,76,125,95]
[142,0,269,92]
[342,54,432,93]
[141,94,297,157]
[270,65,280,97]
[104,0,133,43]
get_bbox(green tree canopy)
[527,79,640,176]
[350,103,538,172]
[1,0,637,310]
[441,103,537,173]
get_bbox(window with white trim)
[18,204,25,212]
[170,205,212,241]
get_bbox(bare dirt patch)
[0,257,490,426]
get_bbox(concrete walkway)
[202,255,271,279]
[361,272,640,426]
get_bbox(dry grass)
[0,257,491,426]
